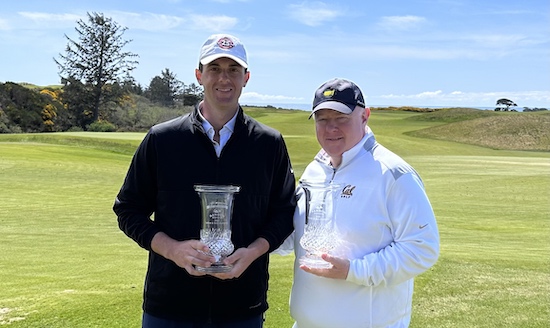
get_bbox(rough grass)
[407,109,550,151]
[405,107,500,123]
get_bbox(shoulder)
[369,142,420,181]
[150,113,192,135]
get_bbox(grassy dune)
[0,108,548,327]
[408,108,550,151]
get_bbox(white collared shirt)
[198,109,237,157]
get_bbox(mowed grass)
[1,109,549,327]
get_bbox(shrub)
[88,120,117,132]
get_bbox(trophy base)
[195,264,233,273]
[299,256,333,269]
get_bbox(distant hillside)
[19,82,62,90]
[407,108,550,151]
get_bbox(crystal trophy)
[299,180,342,269]
[194,184,240,273]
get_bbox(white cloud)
[378,15,427,30]
[462,33,538,48]
[16,12,82,29]
[379,90,550,107]
[188,14,239,31]
[417,90,444,98]
[14,11,230,33]
[14,11,185,32]
[18,12,82,22]
[287,2,343,27]
[109,11,184,31]
[241,91,305,104]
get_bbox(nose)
[326,119,339,130]
[218,69,230,81]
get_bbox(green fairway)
[1,109,548,327]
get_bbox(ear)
[243,71,250,87]
[361,107,370,125]
[195,68,202,85]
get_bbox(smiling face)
[195,57,250,115]
[314,106,368,167]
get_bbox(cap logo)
[323,89,335,98]
[217,37,235,49]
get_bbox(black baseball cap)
[310,78,366,118]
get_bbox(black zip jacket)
[113,106,296,323]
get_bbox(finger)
[321,253,336,263]
[299,263,333,278]
[208,267,243,280]
[223,247,244,264]
[299,264,323,273]
[191,250,216,269]
[321,254,346,268]
[186,265,207,276]
[193,249,215,262]
[187,240,210,253]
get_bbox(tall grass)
[0,109,548,327]
[409,110,550,151]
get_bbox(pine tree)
[55,12,138,126]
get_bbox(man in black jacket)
[113,33,296,328]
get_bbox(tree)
[495,98,517,111]
[146,68,183,107]
[120,74,144,95]
[55,12,138,126]
[0,82,63,133]
[181,82,204,106]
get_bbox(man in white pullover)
[279,78,440,328]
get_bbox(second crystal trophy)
[299,180,342,269]
[194,184,240,273]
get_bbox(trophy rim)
[299,179,343,190]
[195,264,233,273]
[299,256,334,269]
[194,184,241,193]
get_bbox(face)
[314,107,368,166]
[195,57,250,112]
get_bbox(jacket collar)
[191,102,246,133]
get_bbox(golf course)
[1,108,548,327]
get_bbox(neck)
[330,156,342,168]
[199,101,238,131]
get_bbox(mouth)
[327,137,343,141]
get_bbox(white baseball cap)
[199,34,248,68]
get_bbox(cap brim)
[309,101,354,119]
[200,54,248,68]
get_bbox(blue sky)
[1,0,549,108]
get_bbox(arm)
[113,131,160,250]
[257,136,297,252]
[271,230,295,256]
[272,186,304,256]
[151,231,214,276]
[346,172,440,286]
